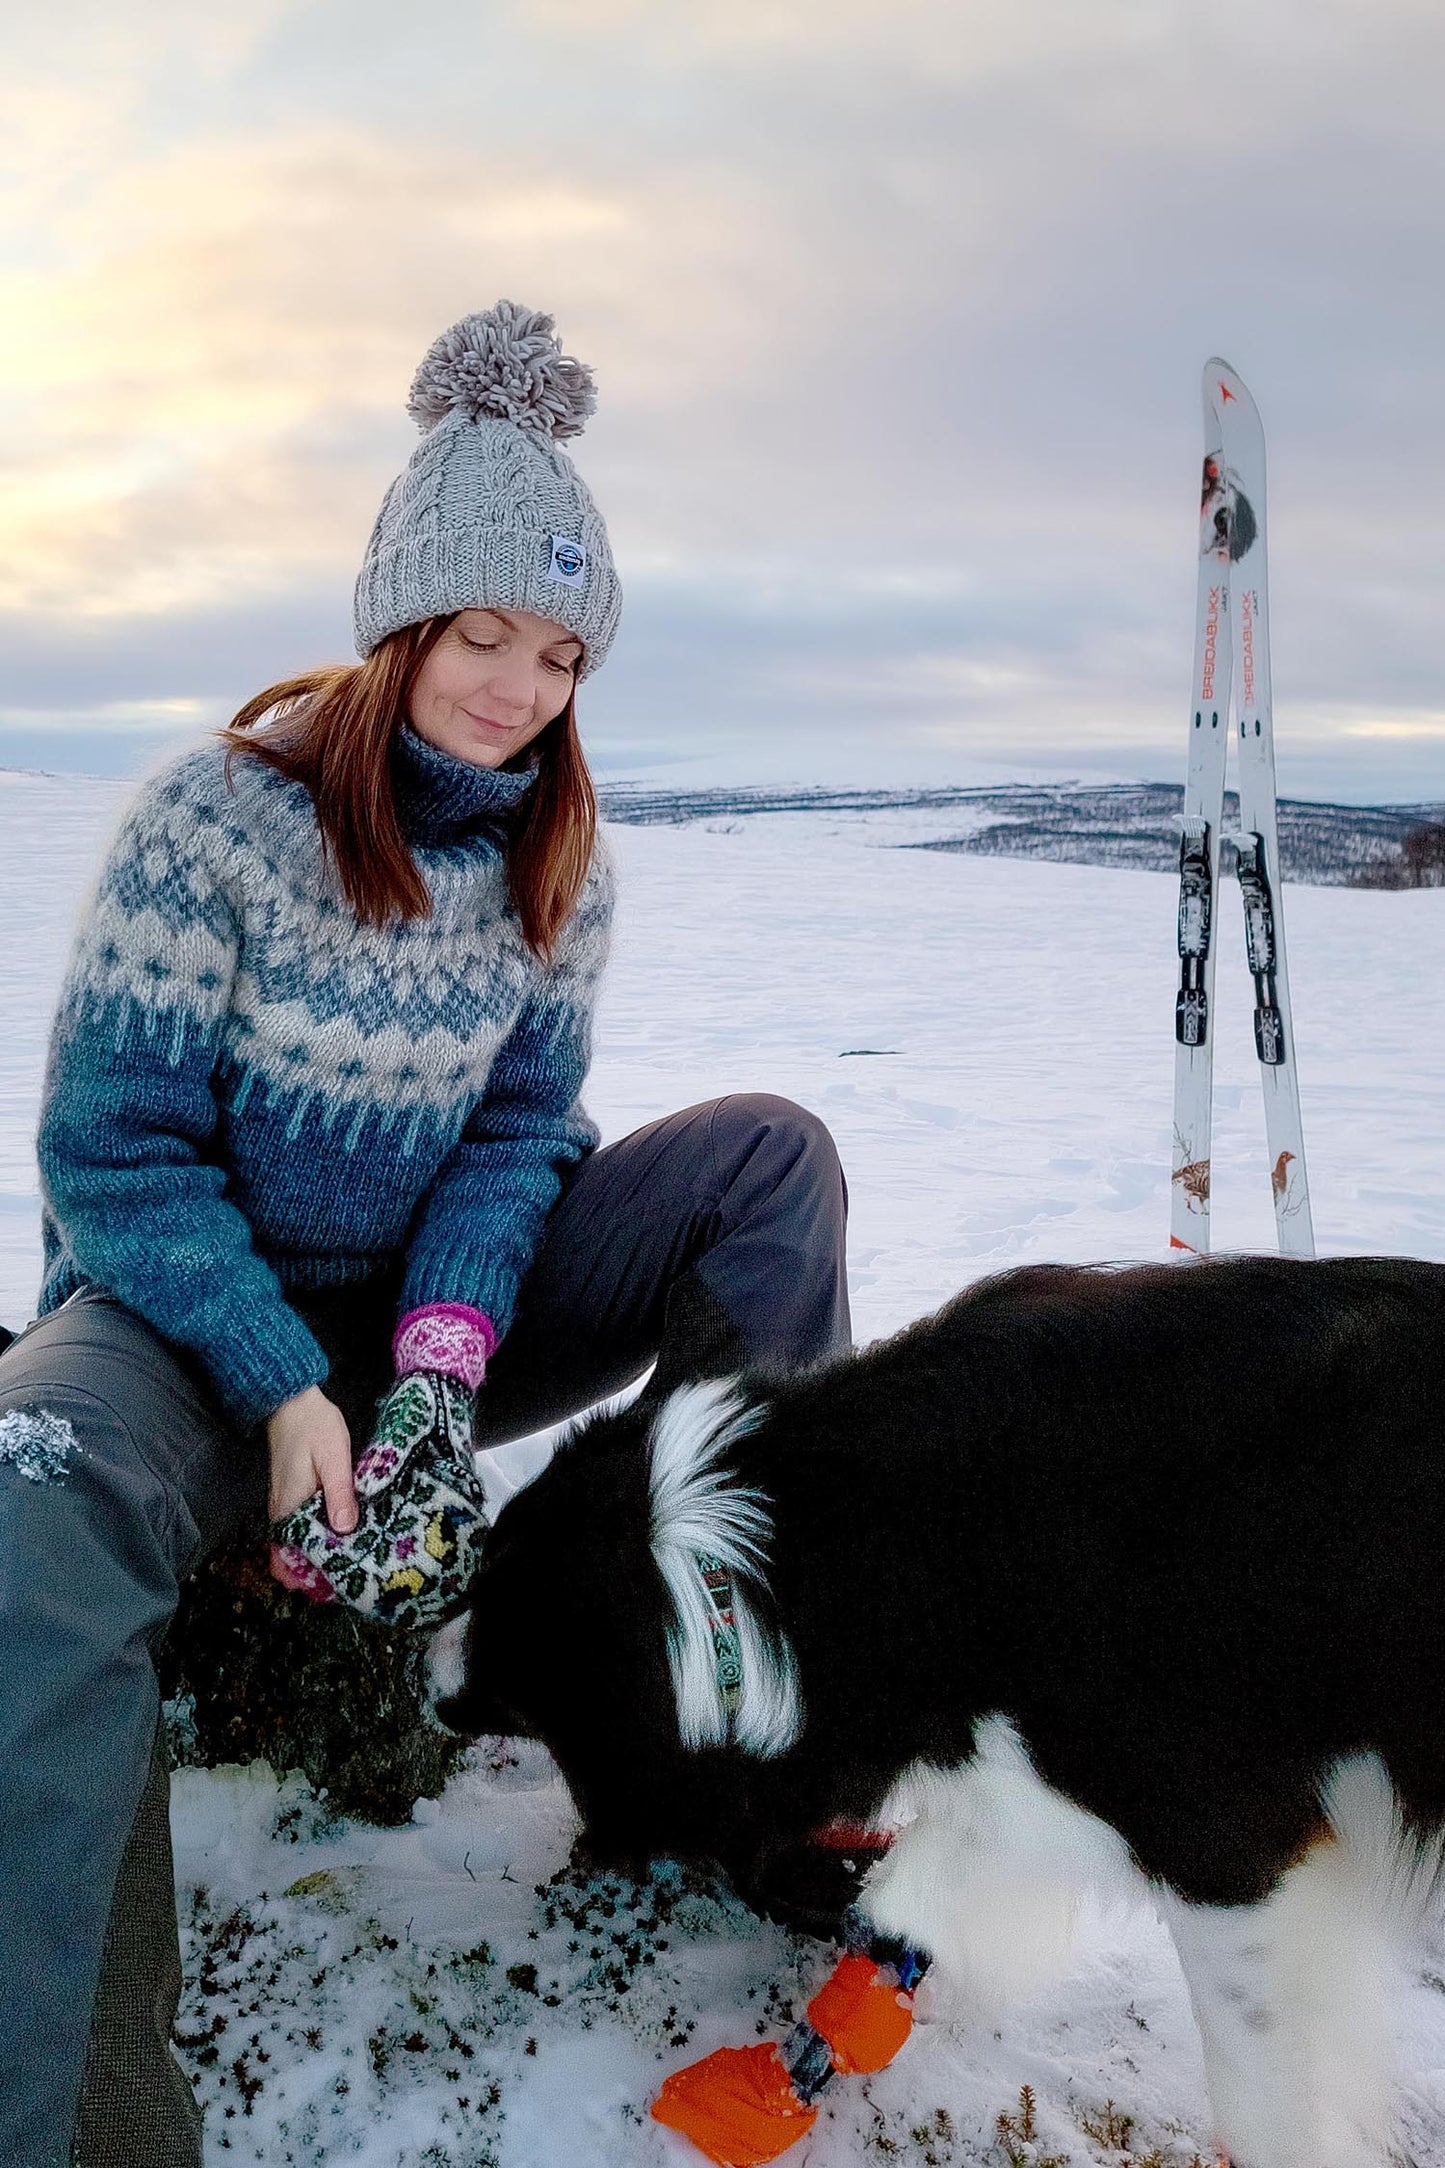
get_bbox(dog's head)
[430,1380,803,1876]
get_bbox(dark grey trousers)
[0,1094,849,2166]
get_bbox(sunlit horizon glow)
[2,0,1443,800]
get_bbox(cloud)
[0,0,1442,801]
[0,105,828,616]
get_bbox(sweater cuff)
[203,1305,332,1431]
[399,1243,521,1347]
[392,1302,497,1391]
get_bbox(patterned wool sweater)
[35,724,614,1429]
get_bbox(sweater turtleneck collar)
[391,721,539,848]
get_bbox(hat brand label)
[546,535,587,587]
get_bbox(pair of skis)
[1169,360,1314,1257]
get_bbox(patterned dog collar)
[695,1551,744,1720]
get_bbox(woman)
[0,302,851,2166]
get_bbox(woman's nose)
[483,664,535,714]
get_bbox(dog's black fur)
[438,1254,1445,1907]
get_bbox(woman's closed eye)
[461,635,575,672]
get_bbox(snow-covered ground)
[3,765,1444,2165]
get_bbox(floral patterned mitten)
[270,1303,496,1629]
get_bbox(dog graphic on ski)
[1200,450,1258,563]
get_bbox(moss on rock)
[158,1542,468,1825]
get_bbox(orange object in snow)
[806,1950,916,2074]
[651,2042,818,2166]
[650,1947,920,2165]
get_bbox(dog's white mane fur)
[647,1380,801,1759]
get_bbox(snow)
[0,1403,78,1482]
[3,765,1445,2164]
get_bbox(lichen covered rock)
[159,1542,468,1825]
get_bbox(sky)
[2,0,1444,801]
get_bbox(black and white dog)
[433,1255,1445,2168]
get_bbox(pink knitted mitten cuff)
[392,1302,497,1392]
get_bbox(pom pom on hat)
[406,300,598,442]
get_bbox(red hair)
[216,614,597,964]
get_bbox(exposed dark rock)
[159,1545,467,1826]
[598,779,1445,888]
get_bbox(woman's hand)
[269,1371,489,1624]
[266,1384,358,1533]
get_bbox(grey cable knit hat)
[352,301,622,679]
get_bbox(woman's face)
[408,606,583,769]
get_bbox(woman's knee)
[0,1374,177,1593]
[0,1301,238,1581]
[708,1093,849,1212]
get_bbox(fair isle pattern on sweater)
[35,730,614,1430]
